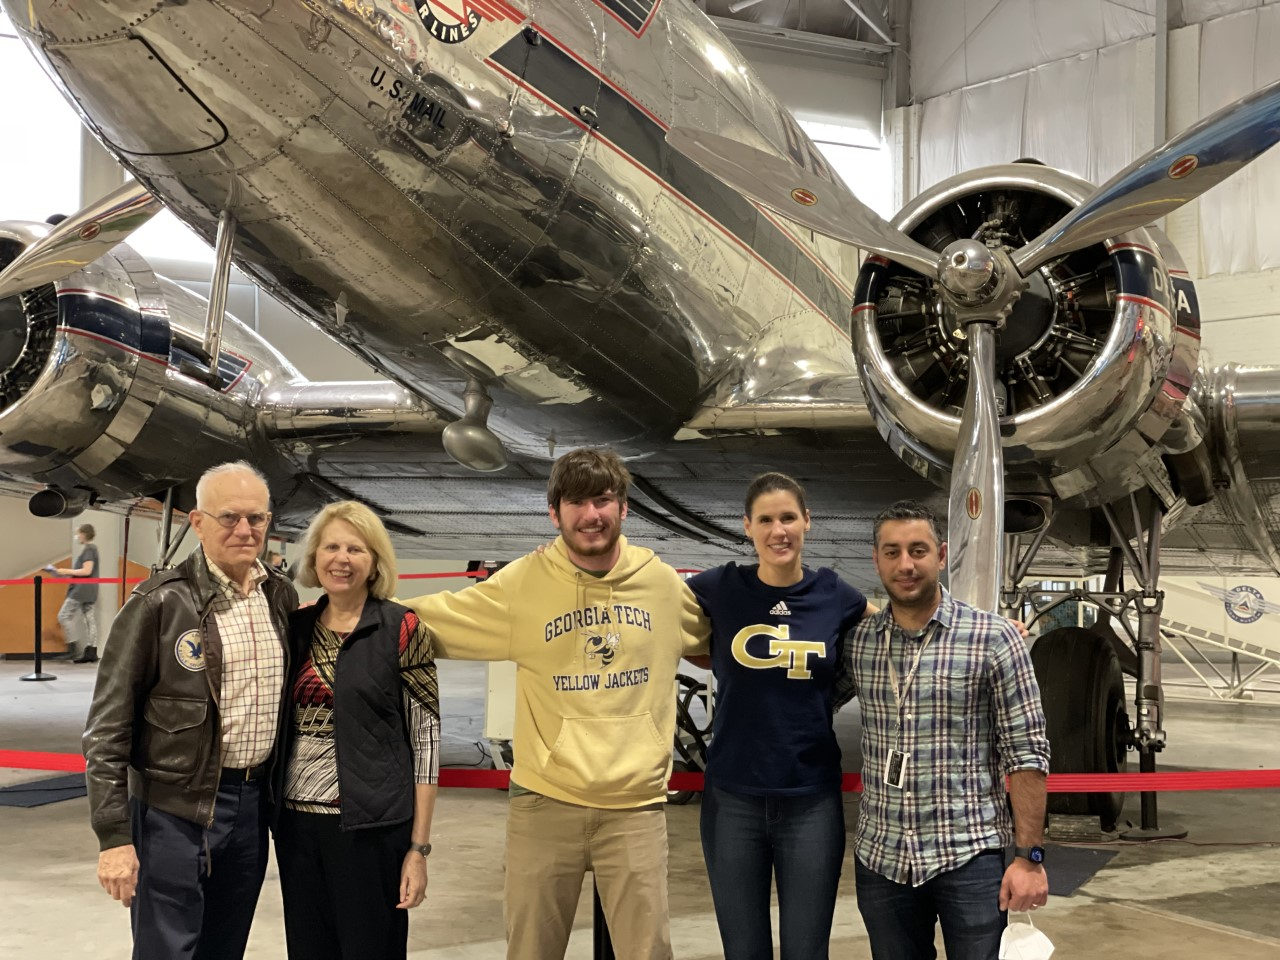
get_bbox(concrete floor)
[2,659,1278,958]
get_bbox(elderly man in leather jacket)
[83,461,298,960]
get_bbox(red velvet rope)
[2,751,1277,793]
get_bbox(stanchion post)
[20,574,57,682]
[592,880,615,960]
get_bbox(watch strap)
[1013,845,1045,864]
[409,842,432,858]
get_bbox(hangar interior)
[2,1,1280,958]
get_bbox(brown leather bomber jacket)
[83,548,298,850]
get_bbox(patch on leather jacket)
[175,630,205,671]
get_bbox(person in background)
[835,499,1050,960]
[275,501,439,960]
[687,472,870,960]
[49,523,100,663]
[83,462,297,960]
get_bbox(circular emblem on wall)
[1168,154,1199,180]
[791,187,818,206]
[416,1,483,43]
[174,630,206,671]
[965,487,982,520]
[79,222,102,241]
[1221,584,1265,625]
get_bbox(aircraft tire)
[1031,627,1129,831]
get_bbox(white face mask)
[999,915,1055,960]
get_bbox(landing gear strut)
[1006,492,1187,839]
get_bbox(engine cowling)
[0,224,265,511]
[852,164,1204,512]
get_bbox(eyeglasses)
[200,510,271,530]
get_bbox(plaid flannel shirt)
[207,559,285,769]
[834,587,1049,885]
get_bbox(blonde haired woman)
[274,501,439,960]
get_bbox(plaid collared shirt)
[207,558,285,769]
[834,588,1049,886]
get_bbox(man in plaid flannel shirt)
[835,500,1050,960]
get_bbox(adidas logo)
[769,600,791,617]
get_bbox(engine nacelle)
[852,164,1204,511]
[0,225,285,507]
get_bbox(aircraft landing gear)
[1031,627,1129,831]
[1008,492,1187,839]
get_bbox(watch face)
[1030,847,1044,863]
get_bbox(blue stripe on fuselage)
[489,36,849,330]
[58,291,248,391]
[57,291,170,357]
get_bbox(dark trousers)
[855,851,1008,960]
[130,778,269,960]
[700,783,846,960]
[274,808,412,960]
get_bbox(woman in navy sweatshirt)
[687,472,870,960]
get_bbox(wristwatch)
[1014,845,1045,865]
[409,842,432,858]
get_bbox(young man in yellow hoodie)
[404,448,710,960]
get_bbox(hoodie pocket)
[545,714,668,800]
[141,696,207,782]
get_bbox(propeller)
[0,180,161,302]
[667,75,1280,609]
[666,128,1021,609]
[1013,75,1280,274]
[664,128,943,278]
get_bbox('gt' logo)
[731,624,826,680]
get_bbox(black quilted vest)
[288,596,414,831]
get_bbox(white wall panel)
[918,92,961,191]
[910,0,970,103]
[917,37,1152,193]
[956,76,1026,172]
[1198,5,1280,275]
[910,0,1154,100]
[964,0,1037,87]
[1023,57,1097,178]
[1183,0,1280,24]
[1093,40,1153,180]
[0,34,81,221]
[730,43,883,135]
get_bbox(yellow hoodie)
[404,535,710,809]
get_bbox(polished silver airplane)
[4,0,1280,830]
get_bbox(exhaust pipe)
[29,486,90,518]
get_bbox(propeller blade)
[665,126,942,278]
[946,322,1004,611]
[1013,76,1280,275]
[0,180,161,301]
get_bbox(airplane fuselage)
[7,0,867,457]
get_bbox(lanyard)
[883,619,937,716]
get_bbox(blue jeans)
[700,783,845,960]
[855,851,1007,960]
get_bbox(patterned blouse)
[284,610,440,813]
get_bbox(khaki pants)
[505,793,671,960]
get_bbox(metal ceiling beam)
[839,0,896,45]
[710,15,890,75]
